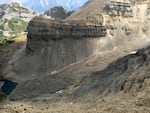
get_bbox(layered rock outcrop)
[23,16,107,72]
[27,16,107,51]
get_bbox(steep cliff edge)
[19,16,106,74]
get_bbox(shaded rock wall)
[25,16,107,72]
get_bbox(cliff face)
[27,17,106,51]
[25,16,107,72]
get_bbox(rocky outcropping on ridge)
[44,6,68,20]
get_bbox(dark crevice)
[0,79,18,95]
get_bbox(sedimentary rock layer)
[27,17,107,40]
[27,16,107,52]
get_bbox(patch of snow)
[56,90,63,94]
[113,46,117,50]
[51,71,57,75]
[129,51,137,55]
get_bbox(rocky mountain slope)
[0,2,38,41]
[5,43,149,113]
[0,0,150,112]
[5,0,150,100]
[1,46,150,112]
[73,46,150,96]
[0,2,38,90]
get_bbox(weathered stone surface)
[103,0,133,17]
[22,16,107,73]
[25,38,103,72]
[44,6,68,20]
[27,16,107,52]
[7,16,108,100]
[27,17,106,38]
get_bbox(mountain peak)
[44,6,72,20]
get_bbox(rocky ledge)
[27,17,107,39]
[27,16,107,51]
